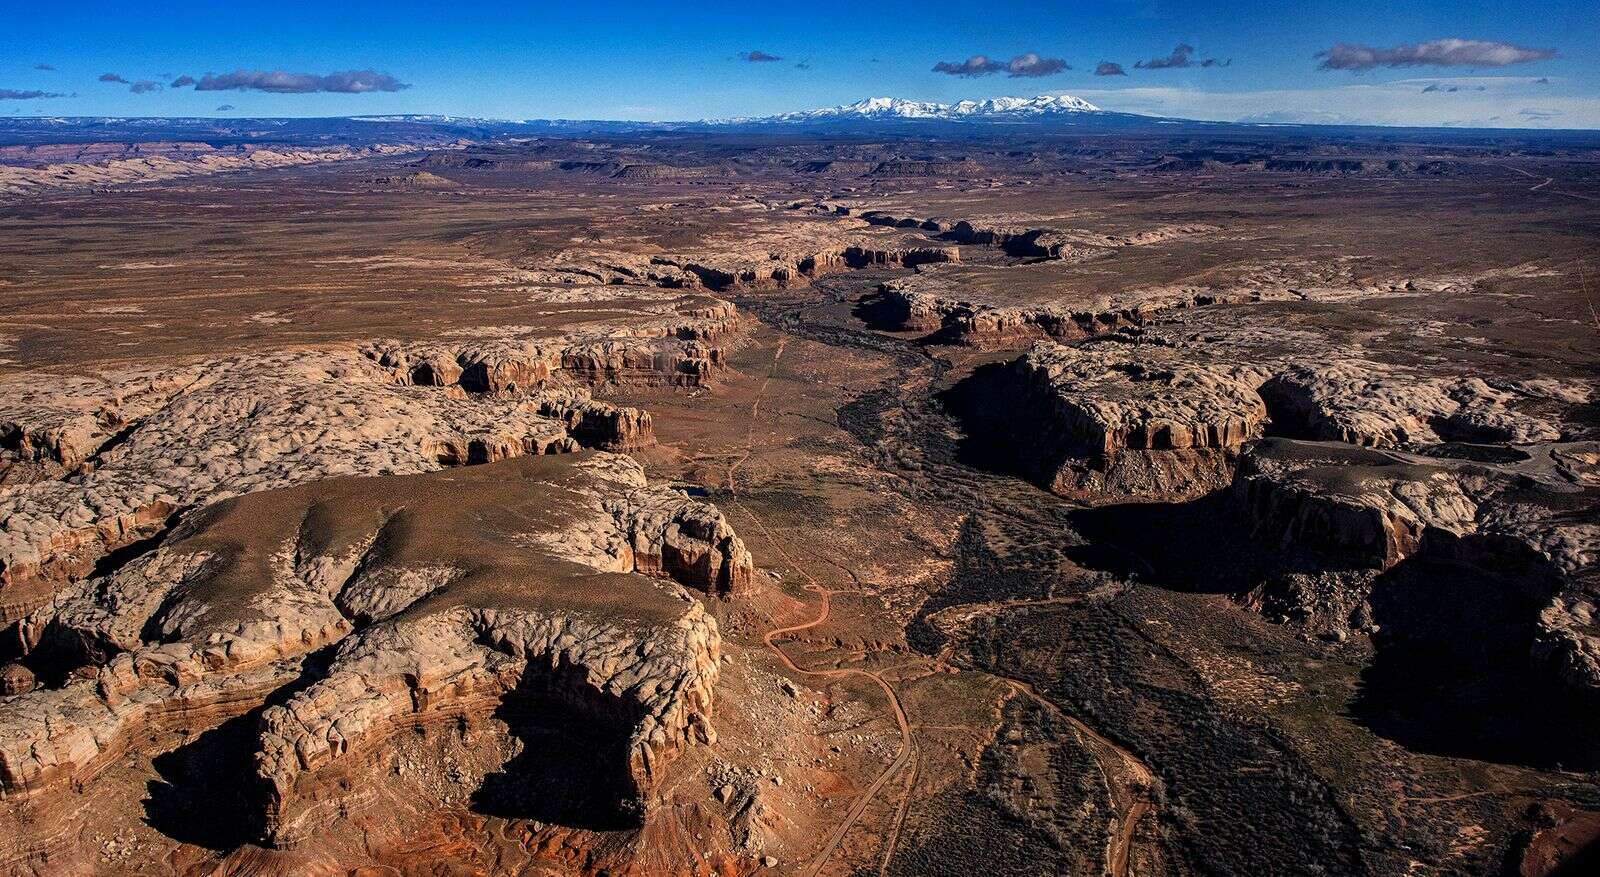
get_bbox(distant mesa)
[364,170,459,189]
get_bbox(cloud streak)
[934,53,1068,78]
[933,55,1003,77]
[1317,39,1555,71]
[186,69,410,93]
[1006,53,1069,77]
[129,80,161,94]
[0,89,65,100]
[33,63,54,71]
[171,75,196,88]
[741,51,781,62]
[1136,44,1196,69]
[1094,61,1128,76]
[99,72,128,84]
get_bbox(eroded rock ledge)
[361,298,741,390]
[992,342,1270,501]
[526,217,962,294]
[1232,438,1599,701]
[876,269,1271,348]
[0,304,744,630]
[976,341,1573,503]
[844,207,1216,260]
[1,452,749,851]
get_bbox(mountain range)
[1,94,1593,146]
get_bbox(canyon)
[0,122,1596,876]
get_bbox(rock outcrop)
[1259,361,1564,447]
[0,300,745,630]
[360,300,739,391]
[854,209,1216,259]
[533,245,958,293]
[1232,438,1600,699]
[0,144,421,199]
[0,452,748,851]
[991,342,1271,501]
[972,331,1580,506]
[526,213,963,294]
[876,269,1271,347]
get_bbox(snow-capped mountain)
[715,94,1102,125]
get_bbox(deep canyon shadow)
[141,646,338,848]
[470,659,647,831]
[1349,558,1600,771]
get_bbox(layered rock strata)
[0,452,749,849]
[999,342,1271,502]
[852,209,1216,259]
[878,271,1269,347]
[0,304,743,630]
[529,236,959,293]
[1258,361,1564,447]
[0,144,421,199]
[1231,438,1599,699]
[988,338,1574,504]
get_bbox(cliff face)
[1228,438,1600,702]
[875,278,1266,348]
[524,217,962,295]
[852,208,1215,260]
[981,342,1270,502]
[0,305,745,631]
[0,452,749,855]
[963,337,1597,710]
[978,340,1572,504]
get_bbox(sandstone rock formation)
[0,144,421,199]
[1259,361,1564,447]
[527,216,961,294]
[0,305,742,630]
[363,170,460,189]
[992,341,1271,501]
[974,330,1579,505]
[876,268,1270,347]
[1231,438,1599,699]
[1,452,749,852]
[853,209,1216,259]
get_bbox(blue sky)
[3,0,1597,127]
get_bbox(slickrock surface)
[876,264,1274,346]
[1232,438,1600,699]
[1,452,747,849]
[528,218,959,292]
[0,144,420,199]
[359,299,738,390]
[1259,360,1565,447]
[0,305,743,627]
[849,207,1217,258]
[976,332,1580,504]
[985,341,1271,501]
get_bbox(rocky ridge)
[0,303,743,629]
[877,269,1271,347]
[0,452,748,854]
[991,340,1576,504]
[530,241,959,294]
[1232,438,1600,701]
[0,144,423,199]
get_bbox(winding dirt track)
[726,332,917,876]
[729,321,1153,876]
[752,573,916,877]
[924,593,1157,877]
